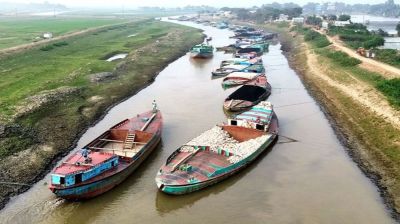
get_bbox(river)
[0,19,395,223]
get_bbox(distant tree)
[283,7,303,19]
[396,22,400,36]
[375,28,389,37]
[306,15,323,27]
[236,8,250,20]
[327,14,337,21]
[338,14,351,21]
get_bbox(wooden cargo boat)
[223,75,271,112]
[49,104,163,200]
[212,64,249,77]
[190,44,214,58]
[220,57,262,67]
[221,72,261,88]
[155,102,278,195]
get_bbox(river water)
[0,19,395,224]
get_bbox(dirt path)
[306,46,400,129]
[318,30,400,79]
[0,21,133,57]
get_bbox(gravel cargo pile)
[180,126,270,163]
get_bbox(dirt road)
[319,30,400,79]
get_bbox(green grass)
[291,25,331,48]
[315,48,361,67]
[0,17,127,49]
[0,20,182,119]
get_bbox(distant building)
[322,21,329,29]
[43,32,53,39]
[277,14,289,21]
[292,17,304,24]
[334,20,350,27]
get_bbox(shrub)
[40,45,54,51]
[376,78,400,108]
[318,49,361,66]
[53,41,68,47]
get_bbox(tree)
[396,22,400,36]
[327,14,337,21]
[338,14,351,21]
[306,15,322,27]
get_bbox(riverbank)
[0,20,204,209]
[263,23,400,217]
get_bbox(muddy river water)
[0,19,395,223]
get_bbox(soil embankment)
[271,25,400,217]
[0,22,204,209]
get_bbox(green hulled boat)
[190,44,214,58]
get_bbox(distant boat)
[49,104,163,200]
[223,75,271,112]
[211,64,249,77]
[221,72,261,88]
[155,101,278,194]
[190,44,214,59]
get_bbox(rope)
[275,101,315,108]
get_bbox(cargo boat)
[223,75,271,112]
[155,102,278,194]
[190,44,214,58]
[49,104,162,200]
[221,72,261,88]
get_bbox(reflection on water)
[0,19,395,224]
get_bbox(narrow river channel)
[0,19,395,224]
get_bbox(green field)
[0,20,186,120]
[0,17,128,49]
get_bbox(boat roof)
[225,72,260,79]
[235,102,273,124]
[53,151,116,176]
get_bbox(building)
[277,14,289,22]
[322,21,329,29]
[43,32,53,39]
[292,17,304,24]
[334,20,350,27]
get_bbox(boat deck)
[98,142,143,157]
[160,150,231,185]
[54,152,115,175]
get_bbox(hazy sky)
[0,0,392,8]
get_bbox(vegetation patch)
[328,23,384,49]
[40,45,54,51]
[376,79,400,108]
[292,25,331,48]
[374,49,400,67]
[316,48,361,66]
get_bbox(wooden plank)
[140,113,157,131]
[99,139,124,143]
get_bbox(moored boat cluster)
[48,20,280,200]
[155,23,279,194]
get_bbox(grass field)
[0,17,128,49]
[0,20,176,120]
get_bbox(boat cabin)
[51,152,118,187]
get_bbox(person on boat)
[152,100,158,113]
[81,148,91,164]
